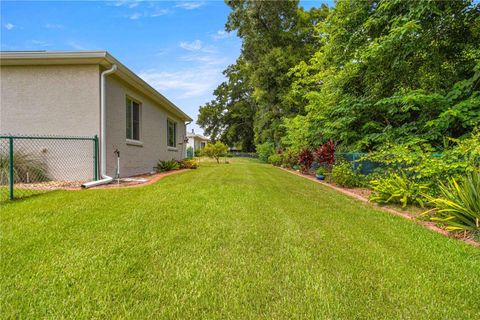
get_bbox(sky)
[1,0,330,135]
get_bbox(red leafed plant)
[314,140,335,166]
[298,148,314,173]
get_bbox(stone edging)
[279,167,479,248]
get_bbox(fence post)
[93,135,99,181]
[9,137,14,200]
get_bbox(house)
[0,51,192,184]
[186,129,210,156]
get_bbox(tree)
[197,59,256,152]
[202,141,229,164]
[285,0,480,151]
[198,0,329,148]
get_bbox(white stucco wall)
[105,75,187,177]
[0,64,100,136]
[0,65,100,181]
[0,64,187,180]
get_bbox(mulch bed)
[12,170,189,191]
[89,169,189,189]
[280,167,479,248]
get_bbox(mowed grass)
[1,158,479,319]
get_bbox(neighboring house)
[186,129,209,155]
[0,51,192,179]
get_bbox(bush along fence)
[0,134,98,202]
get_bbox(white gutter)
[82,64,117,188]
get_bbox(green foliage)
[180,159,199,170]
[256,142,275,162]
[200,1,479,153]
[281,149,299,168]
[202,141,229,164]
[370,173,430,208]
[362,130,480,194]
[331,161,362,188]
[0,151,48,184]
[267,153,283,166]
[199,1,329,146]
[197,60,256,151]
[286,0,480,151]
[425,171,480,232]
[156,159,180,172]
[315,166,327,176]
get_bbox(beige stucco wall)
[105,75,187,177]
[0,64,100,136]
[0,65,100,182]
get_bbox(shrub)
[425,171,480,232]
[363,131,480,196]
[298,149,314,173]
[156,159,179,172]
[370,172,429,207]
[180,159,198,169]
[203,141,228,163]
[0,151,48,184]
[282,149,299,168]
[256,142,275,162]
[331,161,362,188]
[315,166,327,176]
[268,153,283,166]
[314,140,335,167]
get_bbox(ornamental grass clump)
[156,160,180,172]
[0,151,48,184]
[369,172,429,208]
[424,171,480,233]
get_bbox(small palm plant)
[0,151,48,185]
[424,171,480,233]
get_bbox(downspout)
[82,64,118,188]
[184,121,191,158]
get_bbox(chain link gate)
[0,135,98,202]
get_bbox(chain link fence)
[0,135,98,203]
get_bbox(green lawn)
[1,158,479,319]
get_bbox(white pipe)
[82,64,117,188]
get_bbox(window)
[167,119,177,148]
[126,97,141,141]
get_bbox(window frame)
[126,96,142,142]
[167,118,177,148]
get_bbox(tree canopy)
[198,0,480,153]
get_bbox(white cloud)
[128,12,142,19]
[212,30,231,40]
[45,23,63,29]
[175,2,204,10]
[4,23,15,30]
[179,53,227,66]
[31,40,51,47]
[178,40,216,54]
[139,67,223,98]
[66,41,89,50]
[150,9,170,17]
[111,0,141,8]
[179,40,203,51]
